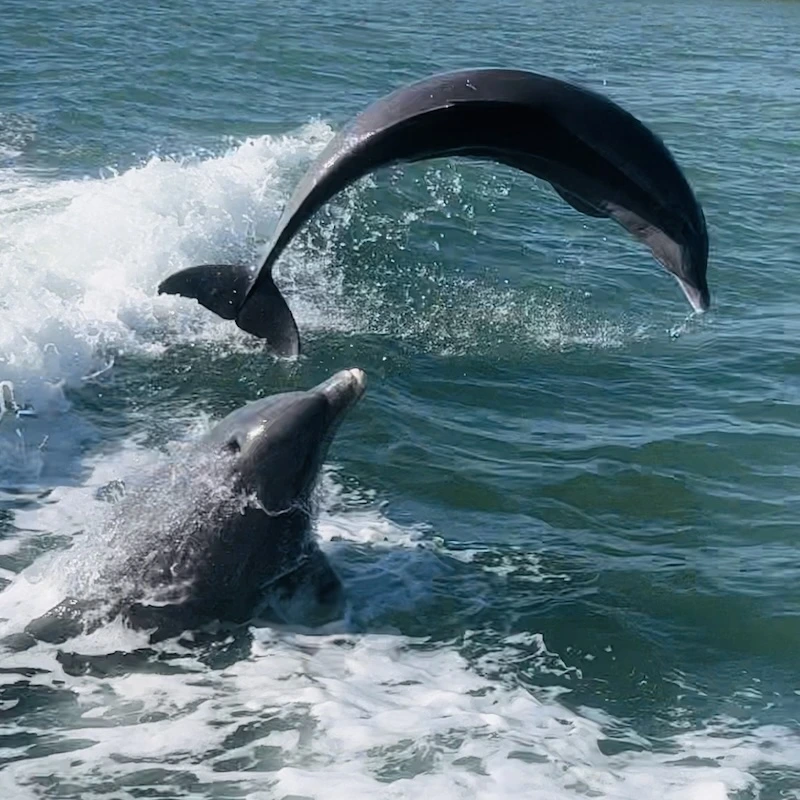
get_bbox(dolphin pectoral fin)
[262,547,346,627]
[605,203,681,265]
[235,274,301,358]
[24,597,110,644]
[551,184,608,218]
[157,264,254,321]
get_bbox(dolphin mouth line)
[345,367,367,395]
[258,499,311,518]
[318,367,368,410]
[326,367,367,394]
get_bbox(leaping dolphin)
[159,68,710,357]
[14,369,366,646]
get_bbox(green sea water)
[0,0,799,797]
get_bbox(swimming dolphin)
[17,368,367,646]
[158,67,710,357]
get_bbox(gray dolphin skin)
[158,68,710,357]
[19,368,367,646]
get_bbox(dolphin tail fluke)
[235,273,301,357]
[158,264,255,321]
[158,264,300,357]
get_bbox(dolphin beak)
[316,368,367,420]
[674,275,710,313]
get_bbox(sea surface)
[1,0,799,797]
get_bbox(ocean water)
[1,0,799,797]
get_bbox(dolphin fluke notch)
[158,264,300,356]
[158,68,710,355]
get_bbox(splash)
[0,126,656,425]
[0,122,336,415]
[0,112,36,161]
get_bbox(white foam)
[1,436,798,798]
[0,623,796,798]
[0,126,652,427]
[0,122,335,415]
[0,125,350,489]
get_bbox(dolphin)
[158,68,710,357]
[16,368,367,646]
